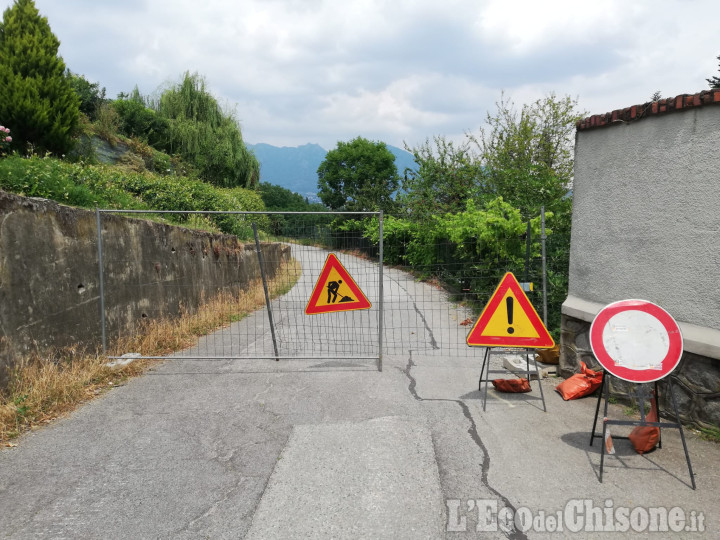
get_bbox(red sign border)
[466,272,555,349]
[589,299,683,383]
[305,253,372,315]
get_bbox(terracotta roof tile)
[576,89,720,131]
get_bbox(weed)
[0,349,119,444]
[13,394,29,423]
[697,426,720,443]
[93,103,121,145]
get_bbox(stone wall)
[561,313,720,429]
[0,191,289,387]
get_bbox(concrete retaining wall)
[0,191,288,387]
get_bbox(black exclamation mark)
[506,296,514,334]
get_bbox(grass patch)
[1,258,300,445]
[696,426,720,443]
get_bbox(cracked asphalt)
[1,250,719,539]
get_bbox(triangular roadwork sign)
[466,272,554,348]
[305,253,372,315]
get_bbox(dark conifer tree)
[0,0,79,154]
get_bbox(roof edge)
[576,89,720,131]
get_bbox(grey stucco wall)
[0,191,289,387]
[562,102,720,429]
[567,107,720,349]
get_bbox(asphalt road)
[1,248,718,539]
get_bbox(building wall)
[561,92,720,428]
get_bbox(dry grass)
[111,258,300,356]
[1,258,300,445]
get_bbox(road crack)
[401,352,527,540]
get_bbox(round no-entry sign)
[590,299,683,383]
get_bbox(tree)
[400,136,480,220]
[259,182,328,236]
[471,93,583,336]
[708,55,720,88]
[470,92,582,219]
[155,72,259,188]
[0,0,79,154]
[67,70,106,121]
[317,137,399,212]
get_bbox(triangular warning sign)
[305,253,372,315]
[466,272,554,348]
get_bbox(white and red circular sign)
[590,299,683,383]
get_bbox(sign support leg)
[599,375,611,483]
[669,378,696,489]
[527,349,547,412]
[590,374,605,446]
[479,348,490,411]
[589,374,695,489]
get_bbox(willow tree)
[156,72,258,188]
[0,0,79,154]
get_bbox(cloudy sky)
[6,0,719,150]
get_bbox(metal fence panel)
[97,209,547,366]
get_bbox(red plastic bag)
[492,378,531,393]
[629,391,660,454]
[555,362,603,400]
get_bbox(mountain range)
[247,142,417,201]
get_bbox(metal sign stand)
[478,347,547,412]
[589,374,695,489]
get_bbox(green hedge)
[0,155,266,238]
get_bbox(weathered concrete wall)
[0,191,289,386]
[562,93,720,428]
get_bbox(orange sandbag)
[492,378,531,393]
[629,392,660,454]
[555,362,603,400]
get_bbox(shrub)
[113,96,169,149]
[0,155,268,238]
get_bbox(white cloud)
[5,0,720,149]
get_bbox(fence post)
[541,207,548,326]
[95,208,107,355]
[377,210,384,372]
[252,223,280,361]
[525,220,531,282]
